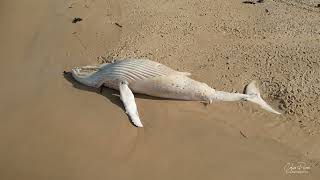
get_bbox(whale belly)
[130,75,215,102]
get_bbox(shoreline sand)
[0,0,319,179]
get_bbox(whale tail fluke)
[245,81,281,114]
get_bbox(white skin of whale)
[71,59,280,127]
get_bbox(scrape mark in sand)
[114,22,123,28]
[242,1,256,4]
[240,130,248,138]
[275,0,320,12]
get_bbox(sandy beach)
[0,0,320,179]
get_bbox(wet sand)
[0,0,319,179]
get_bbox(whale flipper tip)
[119,81,144,127]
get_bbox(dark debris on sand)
[72,17,83,23]
[242,0,264,4]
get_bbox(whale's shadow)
[63,71,124,109]
[63,71,170,118]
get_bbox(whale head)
[71,65,102,88]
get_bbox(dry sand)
[0,0,320,179]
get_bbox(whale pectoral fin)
[119,81,143,127]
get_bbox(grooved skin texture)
[75,59,215,101]
[98,59,179,83]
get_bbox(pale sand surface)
[0,0,320,179]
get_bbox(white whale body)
[71,59,280,127]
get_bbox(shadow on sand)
[63,71,124,110]
[62,71,171,127]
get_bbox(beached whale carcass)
[71,59,280,127]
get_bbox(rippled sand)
[0,0,319,179]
